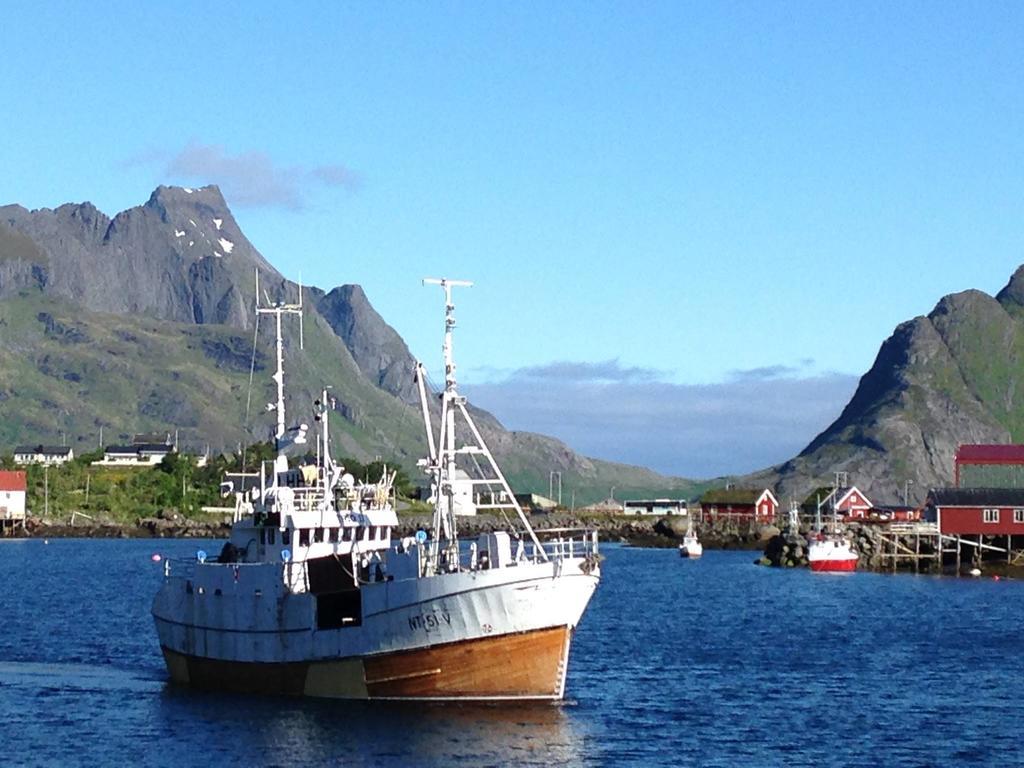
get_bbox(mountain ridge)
[745,271,1024,505]
[0,185,696,504]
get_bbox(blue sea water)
[0,539,1022,767]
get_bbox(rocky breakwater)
[23,513,231,539]
[758,529,808,568]
[759,523,941,572]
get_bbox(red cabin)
[699,488,778,523]
[928,488,1024,536]
[834,486,873,520]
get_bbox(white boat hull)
[808,539,858,572]
[153,557,599,700]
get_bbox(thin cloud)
[465,367,859,478]
[311,164,363,191]
[512,359,665,384]
[129,141,362,210]
[728,364,800,382]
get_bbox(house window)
[1014,509,1024,524]
[983,508,1000,524]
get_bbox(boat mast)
[420,278,548,563]
[255,271,304,461]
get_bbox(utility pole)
[549,471,562,505]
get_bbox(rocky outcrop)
[315,284,418,403]
[746,275,1024,505]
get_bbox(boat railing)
[532,527,600,561]
[161,556,289,581]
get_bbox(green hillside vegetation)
[0,291,427,463]
[0,444,420,524]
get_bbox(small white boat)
[678,523,702,558]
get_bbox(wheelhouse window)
[314,527,324,544]
[328,527,339,544]
[1015,509,1024,524]
[983,508,1000,524]
[299,528,311,546]
[343,527,354,543]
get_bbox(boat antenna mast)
[255,270,306,459]
[420,278,547,567]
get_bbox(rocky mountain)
[747,267,1024,505]
[0,185,694,504]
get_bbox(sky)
[1,1,1022,477]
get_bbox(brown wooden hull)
[161,625,572,701]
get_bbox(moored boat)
[151,277,601,700]
[807,535,858,572]
[678,521,702,558]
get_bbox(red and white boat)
[807,535,858,572]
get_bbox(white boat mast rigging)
[255,271,307,456]
[418,278,547,570]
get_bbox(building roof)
[700,488,772,505]
[955,444,1024,464]
[929,487,1024,506]
[105,443,171,455]
[835,486,872,508]
[133,433,172,446]
[137,444,172,454]
[14,445,72,456]
[0,471,27,492]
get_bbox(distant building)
[700,488,778,523]
[93,440,174,467]
[514,493,558,512]
[13,445,74,466]
[0,471,27,524]
[91,432,175,467]
[955,444,1024,488]
[622,499,688,517]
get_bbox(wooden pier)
[863,522,1024,572]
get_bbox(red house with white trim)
[699,488,779,522]
[834,486,873,519]
[927,488,1024,536]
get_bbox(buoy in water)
[969,568,982,577]
[151,553,162,562]
[43,539,49,545]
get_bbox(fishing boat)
[151,277,601,700]
[807,478,858,572]
[807,535,858,572]
[678,521,702,558]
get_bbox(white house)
[93,442,173,467]
[0,471,27,522]
[14,445,74,466]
